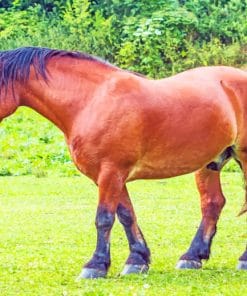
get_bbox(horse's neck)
[20,84,72,134]
[19,60,116,135]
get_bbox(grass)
[0,107,79,177]
[0,173,246,295]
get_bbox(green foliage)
[115,0,247,76]
[0,0,246,75]
[184,0,247,43]
[0,0,67,11]
[117,7,199,76]
[0,5,45,40]
[62,0,116,58]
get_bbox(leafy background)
[0,0,246,176]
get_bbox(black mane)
[0,47,110,91]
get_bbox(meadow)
[0,173,246,295]
[0,1,247,295]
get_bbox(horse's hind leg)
[176,167,226,269]
[117,185,150,275]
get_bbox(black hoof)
[176,259,202,269]
[237,261,247,270]
[76,268,107,280]
[121,264,149,275]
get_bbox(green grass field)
[0,173,246,295]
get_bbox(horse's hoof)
[76,268,107,280]
[237,261,247,270]
[121,264,149,275]
[176,259,202,269]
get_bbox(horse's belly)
[127,132,234,181]
[127,157,205,181]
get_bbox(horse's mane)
[0,47,116,91]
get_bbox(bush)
[0,0,246,76]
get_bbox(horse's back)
[166,66,247,82]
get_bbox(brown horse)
[0,47,246,278]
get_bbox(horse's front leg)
[117,186,150,275]
[176,168,225,269]
[77,167,126,279]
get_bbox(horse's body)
[0,47,246,278]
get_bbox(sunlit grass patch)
[0,173,246,295]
